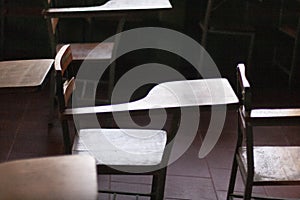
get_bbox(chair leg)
[48,69,56,126]
[200,0,213,48]
[227,156,239,200]
[61,120,72,154]
[243,176,254,200]
[246,33,255,76]
[151,168,167,200]
[243,125,254,200]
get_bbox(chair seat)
[56,42,114,61]
[239,146,300,184]
[73,128,167,166]
[0,155,98,200]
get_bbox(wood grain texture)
[63,78,239,116]
[0,59,53,88]
[239,146,300,184]
[73,129,167,166]
[44,0,172,17]
[0,155,98,200]
[56,42,114,60]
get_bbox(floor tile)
[205,147,235,169]
[165,175,217,200]
[210,168,267,196]
[167,150,211,178]
[264,185,300,199]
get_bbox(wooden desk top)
[0,59,53,89]
[44,0,172,17]
[65,78,239,116]
[0,155,98,200]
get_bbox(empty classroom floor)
[1,75,300,200]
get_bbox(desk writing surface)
[145,78,238,108]
[0,59,53,88]
[65,78,239,116]
[45,0,172,15]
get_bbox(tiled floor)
[1,77,300,199]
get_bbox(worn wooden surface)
[0,59,53,89]
[0,155,98,200]
[64,78,239,116]
[44,0,172,17]
[73,129,167,165]
[239,146,300,184]
[251,108,300,118]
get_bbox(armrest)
[61,99,152,119]
[251,108,300,118]
[42,7,134,20]
[42,0,172,18]
[42,6,124,18]
[237,63,250,89]
[247,108,300,126]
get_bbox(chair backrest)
[54,44,75,111]
[237,63,252,111]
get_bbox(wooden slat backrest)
[63,77,75,107]
[54,44,72,75]
[55,44,75,110]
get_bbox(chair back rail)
[55,44,74,111]
[237,63,252,111]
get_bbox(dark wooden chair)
[55,44,180,200]
[45,0,115,59]
[227,63,300,200]
[43,1,124,100]
[273,0,300,88]
[199,0,255,70]
[0,155,98,200]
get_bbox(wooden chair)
[0,155,98,200]
[55,44,180,200]
[227,63,300,200]
[199,0,255,70]
[43,1,124,100]
[45,0,115,60]
[273,0,300,88]
[43,0,120,82]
